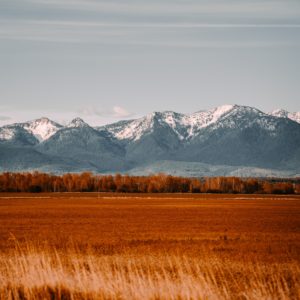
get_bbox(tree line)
[0,172,299,194]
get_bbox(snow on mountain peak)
[22,117,62,142]
[270,109,289,117]
[210,104,235,117]
[0,117,62,142]
[112,114,155,141]
[104,104,289,141]
[37,117,50,122]
[186,104,235,136]
[67,117,89,128]
[2,105,299,144]
[270,109,300,124]
[104,105,237,141]
[290,112,300,124]
[104,111,189,141]
[190,104,234,123]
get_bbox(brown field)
[0,193,300,299]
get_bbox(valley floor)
[0,193,299,299]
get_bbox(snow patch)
[113,114,155,140]
[270,109,300,124]
[23,117,62,141]
[104,105,236,141]
[0,127,15,140]
[187,104,235,136]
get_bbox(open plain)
[0,193,299,299]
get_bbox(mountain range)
[1,105,300,177]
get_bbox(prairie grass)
[0,194,300,299]
[0,242,299,300]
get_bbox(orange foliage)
[0,172,298,194]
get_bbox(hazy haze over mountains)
[1,104,300,177]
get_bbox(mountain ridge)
[1,105,300,143]
[1,104,300,177]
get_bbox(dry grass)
[1,243,299,300]
[0,193,299,299]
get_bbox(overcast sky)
[1,0,300,126]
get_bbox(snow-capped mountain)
[22,117,63,141]
[66,117,90,128]
[101,111,188,141]
[0,117,62,142]
[101,105,282,142]
[1,105,298,143]
[203,105,280,133]
[101,104,237,141]
[187,104,235,136]
[36,118,127,172]
[270,109,300,124]
[174,105,300,168]
[1,104,300,176]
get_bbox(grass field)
[0,193,299,299]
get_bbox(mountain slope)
[0,125,39,146]
[37,118,127,172]
[0,145,96,173]
[176,106,300,169]
[127,160,300,178]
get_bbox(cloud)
[78,105,135,119]
[112,106,133,118]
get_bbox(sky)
[0,0,300,126]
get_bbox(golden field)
[0,193,299,299]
